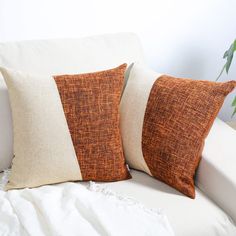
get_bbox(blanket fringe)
[0,169,10,190]
[0,172,166,219]
[88,181,164,217]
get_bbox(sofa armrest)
[196,118,236,223]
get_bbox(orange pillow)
[121,64,236,198]
[54,64,131,182]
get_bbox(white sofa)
[0,33,236,236]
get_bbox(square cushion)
[0,33,145,173]
[120,63,236,198]
[1,64,130,190]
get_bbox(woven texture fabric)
[142,75,236,198]
[54,64,131,181]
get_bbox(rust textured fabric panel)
[54,64,131,181]
[142,75,236,198]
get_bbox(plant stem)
[216,64,226,81]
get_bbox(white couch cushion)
[104,170,236,236]
[196,118,236,223]
[0,33,145,171]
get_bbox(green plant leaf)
[225,43,235,73]
[217,40,236,80]
[216,40,236,117]
[232,107,236,118]
[223,50,228,58]
[234,39,236,50]
[226,55,233,73]
[232,96,236,107]
[232,96,236,118]
[216,64,226,81]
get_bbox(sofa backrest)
[0,32,145,171]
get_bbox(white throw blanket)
[0,171,174,236]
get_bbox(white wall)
[0,0,236,121]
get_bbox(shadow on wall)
[172,48,206,80]
[144,40,207,80]
[160,45,207,80]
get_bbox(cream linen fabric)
[120,63,162,174]
[0,67,82,190]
